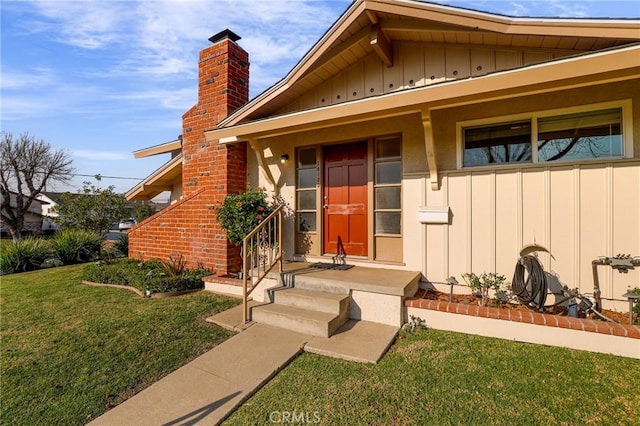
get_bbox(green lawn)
[225,328,640,425]
[1,264,239,425]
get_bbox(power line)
[70,173,144,181]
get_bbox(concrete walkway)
[89,324,309,426]
[90,304,399,425]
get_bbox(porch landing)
[204,261,421,328]
[280,262,421,297]
[204,261,420,299]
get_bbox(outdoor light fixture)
[280,154,289,164]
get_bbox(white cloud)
[72,150,131,161]
[0,68,56,90]
[13,0,346,89]
[108,87,196,110]
[29,0,130,49]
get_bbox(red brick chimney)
[129,30,249,274]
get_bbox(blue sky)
[2,0,639,198]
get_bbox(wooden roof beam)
[366,10,378,24]
[303,27,370,78]
[370,23,393,67]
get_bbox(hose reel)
[511,254,548,311]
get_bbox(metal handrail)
[242,205,283,323]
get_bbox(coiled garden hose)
[512,255,548,311]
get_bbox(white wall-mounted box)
[418,206,449,224]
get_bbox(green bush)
[630,287,640,325]
[52,230,103,265]
[82,258,208,295]
[216,188,274,246]
[0,238,52,275]
[83,260,134,285]
[114,233,128,256]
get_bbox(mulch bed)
[413,289,634,325]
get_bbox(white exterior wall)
[421,161,640,310]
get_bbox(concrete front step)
[291,276,351,295]
[251,303,349,338]
[271,287,350,315]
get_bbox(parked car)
[118,219,137,230]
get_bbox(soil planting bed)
[414,289,635,325]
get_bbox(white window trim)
[456,100,633,169]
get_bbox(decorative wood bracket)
[422,110,440,190]
[248,138,279,196]
[366,10,379,24]
[370,24,393,67]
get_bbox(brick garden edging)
[404,298,640,339]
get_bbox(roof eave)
[126,154,183,201]
[133,139,182,159]
[205,44,640,142]
[216,0,640,130]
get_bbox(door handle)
[323,204,329,209]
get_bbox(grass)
[0,237,14,250]
[225,328,640,425]
[1,264,239,425]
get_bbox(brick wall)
[129,33,249,274]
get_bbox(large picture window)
[537,108,622,162]
[462,105,625,167]
[464,121,531,166]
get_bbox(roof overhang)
[133,139,182,158]
[126,154,183,201]
[206,44,640,143]
[216,0,640,128]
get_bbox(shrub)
[462,272,507,306]
[82,257,208,295]
[0,238,52,275]
[162,253,187,276]
[52,230,103,265]
[83,259,136,285]
[113,233,128,256]
[630,287,640,325]
[216,188,274,246]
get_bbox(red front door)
[323,141,368,257]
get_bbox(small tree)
[54,179,127,234]
[134,203,156,223]
[0,132,74,241]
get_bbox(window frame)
[374,135,402,237]
[457,100,633,169]
[295,146,319,234]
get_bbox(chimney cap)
[208,29,241,44]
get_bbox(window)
[462,105,625,167]
[374,136,401,235]
[464,121,531,166]
[537,108,622,162]
[296,147,317,232]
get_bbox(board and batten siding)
[422,161,640,310]
[279,43,569,115]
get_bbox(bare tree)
[0,132,74,241]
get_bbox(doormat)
[310,262,354,271]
